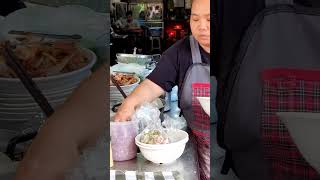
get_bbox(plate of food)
[110,72,140,87]
[0,37,96,122]
[109,73,140,102]
[0,39,91,79]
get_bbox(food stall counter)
[111,139,199,180]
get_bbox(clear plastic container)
[110,120,138,161]
[110,143,113,167]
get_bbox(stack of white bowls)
[109,75,140,103]
[0,48,96,123]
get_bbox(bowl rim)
[0,118,29,122]
[0,48,96,82]
[110,117,139,126]
[0,110,40,114]
[136,138,188,150]
[0,98,64,107]
[135,129,189,149]
[110,120,138,126]
[0,86,76,96]
[116,53,153,59]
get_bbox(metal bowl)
[116,53,160,66]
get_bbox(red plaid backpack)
[217,0,320,179]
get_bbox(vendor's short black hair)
[126,11,133,17]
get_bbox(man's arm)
[114,79,165,121]
[14,66,107,180]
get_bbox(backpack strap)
[265,0,293,7]
[189,35,202,64]
[221,150,233,175]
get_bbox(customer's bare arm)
[14,66,107,180]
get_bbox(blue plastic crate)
[149,27,162,37]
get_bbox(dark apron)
[180,35,210,180]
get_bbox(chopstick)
[8,30,82,40]
[2,42,55,160]
[1,42,54,117]
[110,75,127,99]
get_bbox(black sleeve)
[147,47,179,92]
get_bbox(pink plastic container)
[110,120,138,161]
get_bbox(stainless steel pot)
[116,53,161,66]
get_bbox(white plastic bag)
[162,114,187,130]
[131,102,161,132]
[132,102,169,145]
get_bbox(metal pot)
[116,53,160,66]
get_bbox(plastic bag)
[131,102,161,132]
[162,114,187,130]
[132,102,170,145]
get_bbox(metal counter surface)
[111,139,199,180]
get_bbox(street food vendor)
[114,0,211,179]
